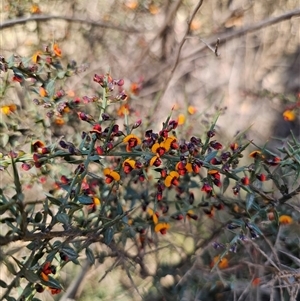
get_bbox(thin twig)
[171,0,204,73]
[279,184,300,204]
[0,15,140,33]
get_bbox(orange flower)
[176,161,193,175]
[151,136,176,156]
[149,4,159,14]
[40,271,49,281]
[103,168,120,183]
[53,43,62,57]
[117,104,129,116]
[39,87,47,97]
[130,82,141,95]
[279,215,293,225]
[122,158,136,173]
[0,104,17,115]
[154,222,170,234]
[164,171,180,187]
[283,110,296,121]
[211,255,229,269]
[54,117,65,126]
[93,197,101,206]
[31,4,41,14]
[149,156,162,167]
[190,19,201,31]
[249,150,264,159]
[252,277,260,286]
[123,134,141,152]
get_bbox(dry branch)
[0,15,140,33]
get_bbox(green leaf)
[274,209,279,226]
[61,246,78,260]
[56,213,69,225]
[204,150,218,163]
[45,79,56,96]
[222,177,230,194]
[34,212,43,223]
[45,192,62,206]
[246,193,255,211]
[46,250,57,262]
[85,247,95,265]
[248,223,262,236]
[104,228,114,245]
[11,157,22,197]
[23,269,40,283]
[52,240,62,249]
[78,195,93,205]
[0,133,9,147]
[0,279,7,288]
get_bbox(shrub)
[1,42,300,301]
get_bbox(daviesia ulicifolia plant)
[0,44,300,300]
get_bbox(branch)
[184,8,300,62]
[0,15,140,33]
[279,184,300,204]
[171,0,204,73]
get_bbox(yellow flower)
[103,168,120,183]
[32,51,42,63]
[154,222,170,234]
[151,136,176,156]
[279,215,293,225]
[188,106,197,114]
[123,134,141,152]
[93,197,101,206]
[147,208,159,225]
[122,158,136,173]
[0,104,17,115]
[164,171,180,187]
[177,114,185,125]
[283,110,296,121]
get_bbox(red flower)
[210,140,222,150]
[241,176,250,185]
[201,183,213,193]
[256,173,267,181]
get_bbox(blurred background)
[1,0,299,146]
[1,0,300,300]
